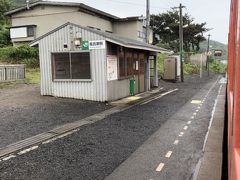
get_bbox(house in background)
[5,1,153,45]
[113,16,153,43]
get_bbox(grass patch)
[0,81,23,89]
[24,68,40,84]
[183,63,200,75]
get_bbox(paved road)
[0,74,221,180]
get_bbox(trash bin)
[130,79,136,96]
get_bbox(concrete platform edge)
[195,84,226,180]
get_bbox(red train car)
[228,0,240,179]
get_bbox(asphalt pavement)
[0,84,110,149]
[0,74,221,180]
[106,75,222,180]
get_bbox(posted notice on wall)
[107,55,118,81]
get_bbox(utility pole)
[173,3,185,82]
[179,3,184,82]
[146,0,150,44]
[206,34,211,76]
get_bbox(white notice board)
[107,55,118,81]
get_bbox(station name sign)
[81,40,106,50]
[89,40,106,50]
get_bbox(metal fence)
[189,54,207,66]
[0,65,25,82]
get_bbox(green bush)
[158,53,167,76]
[183,63,200,75]
[21,58,39,68]
[2,45,38,60]
[0,45,39,67]
[209,60,227,74]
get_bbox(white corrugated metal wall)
[38,24,108,101]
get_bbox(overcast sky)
[47,0,231,44]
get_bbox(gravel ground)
[0,73,221,180]
[0,84,110,149]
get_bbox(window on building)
[118,49,145,78]
[119,50,125,77]
[71,53,91,79]
[137,31,141,38]
[139,53,145,74]
[107,42,118,55]
[27,26,35,37]
[133,53,139,74]
[10,25,36,39]
[143,19,147,27]
[52,52,91,80]
[126,52,133,76]
[137,31,146,39]
[53,53,70,79]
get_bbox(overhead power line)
[100,0,170,10]
[160,0,176,8]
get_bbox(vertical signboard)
[107,55,118,81]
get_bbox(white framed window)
[143,19,147,27]
[10,27,27,38]
[137,31,146,39]
[10,25,36,38]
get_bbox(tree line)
[151,10,208,52]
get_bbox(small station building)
[30,22,170,102]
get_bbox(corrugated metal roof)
[5,1,119,20]
[30,22,171,53]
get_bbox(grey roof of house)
[115,16,145,22]
[6,1,145,22]
[30,22,171,54]
[5,1,119,20]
